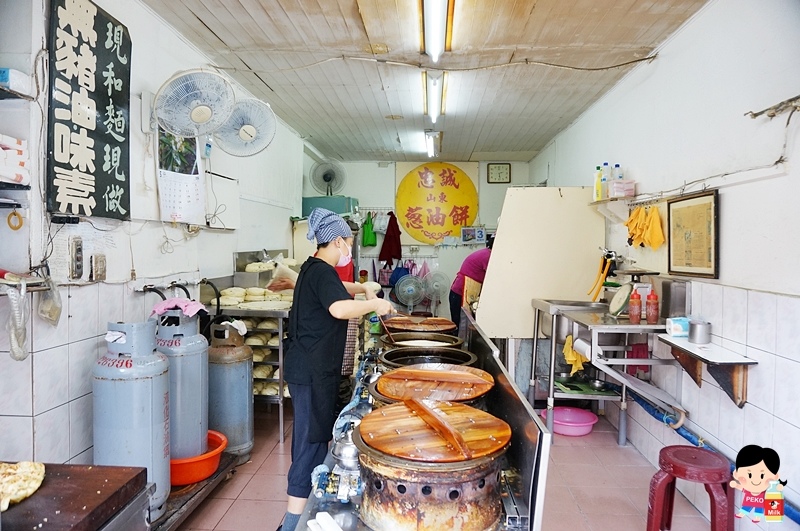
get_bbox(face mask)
[336,241,352,267]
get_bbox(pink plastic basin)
[540,406,598,436]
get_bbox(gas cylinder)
[155,310,209,459]
[93,320,170,521]
[208,323,254,464]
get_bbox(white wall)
[0,0,303,464]
[531,0,800,525]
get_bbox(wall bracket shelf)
[658,334,756,408]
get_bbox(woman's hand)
[374,299,395,316]
[268,278,296,291]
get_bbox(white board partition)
[476,186,605,339]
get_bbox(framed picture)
[461,226,486,244]
[667,190,719,278]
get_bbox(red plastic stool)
[647,446,733,531]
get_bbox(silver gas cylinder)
[93,320,170,521]
[208,323,253,464]
[155,311,209,459]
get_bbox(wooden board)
[2,463,146,530]
[383,316,456,332]
[358,400,511,463]
[376,363,494,402]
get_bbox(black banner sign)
[47,0,131,220]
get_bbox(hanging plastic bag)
[374,211,390,234]
[362,212,377,247]
[37,276,62,326]
[0,281,30,361]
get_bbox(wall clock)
[487,163,511,184]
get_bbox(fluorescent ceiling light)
[423,0,447,63]
[426,70,443,124]
[425,131,440,158]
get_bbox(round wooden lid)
[358,399,511,463]
[376,363,494,402]
[384,316,456,332]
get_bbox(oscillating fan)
[394,275,426,314]
[423,271,450,316]
[154,69,236,138]
[213,99,277,157]
[310,160,347,196]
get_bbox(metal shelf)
[0,200,22,209]
[0,182,30,191]
[0,86,34,101]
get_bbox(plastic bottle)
[601,162,610,198]
[628,290,641,324]
[612,163,622,180]
[765,480,784,522]
[593,166,603,201]
[646,290,659,324]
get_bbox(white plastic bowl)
[540,406,598,436]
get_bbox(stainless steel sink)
[531,299,610,342]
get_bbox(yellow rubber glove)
[644,206,666,250]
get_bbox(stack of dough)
[211,287,247,306]
[252,351,265,362]
[257,318,279,330]
[245,332,272,346]
[245,262,275,272]
[267,334,284,347]
[279,293,294,302]
[253,365,273,379]
[239,318,257,330]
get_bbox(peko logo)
[730,445,787,523]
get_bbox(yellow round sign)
[396,163,478,244]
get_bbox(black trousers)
[286,382,329,498]
[449,289,462,335]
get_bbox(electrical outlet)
[90,254,106,281]
[70,237,83,279]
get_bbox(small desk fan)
[423,271,450,316]
[394,275,426,314]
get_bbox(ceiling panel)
[141,0,710,162]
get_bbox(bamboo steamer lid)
[358,399,511,463]
[383,316,456,332]
[376,363,494,402]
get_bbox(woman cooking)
[449,233,494,334]
[278,208,394,531]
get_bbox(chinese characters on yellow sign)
[396,162,478,244]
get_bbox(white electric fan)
[310,160,347,196]
[213,99,277,156]
[394,275,426,314]
[153,69,236,138]
[423,271,450,316]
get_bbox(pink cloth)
[150,297,207,317]
[450,248,492,296]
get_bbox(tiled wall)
[606,281,800,531]
[0,277,198,464]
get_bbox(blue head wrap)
[306,207,352,244]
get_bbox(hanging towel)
[378,211,402,266]
[643,206,666,250]
[362,212,377,247]
[626,343,650,377]
[562,335,589,376]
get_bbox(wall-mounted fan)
[154,69,236,138]
[395,275,426,314]
[213,99,277,157]
[310,160,347,196]
[423,271,450,316]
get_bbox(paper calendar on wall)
[157,169,206,225]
